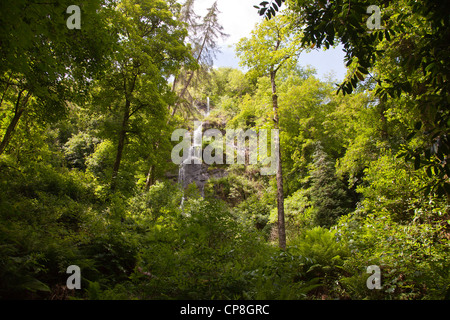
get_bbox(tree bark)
[144,164,155,191]
[110,99,130,191]
[270,71,286,250]
[0,89,29,156]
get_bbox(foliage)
[129,197,270,300]
[269,189,314,240]
[335,150,450,299]
[0,156,97,299]
[337,209,450,299]
[255,0,287,20]
[0,0,115,155]
[246,227,349,299]
[282,0,450,198]
[171,0,229,118]
[236,12,303,80]
[1,0,449,302]
[309,144,353,227]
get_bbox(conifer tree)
[309,143,353,228]
[171,0,228,117]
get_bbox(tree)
[90,0,193,191]
[260,0,450,200]
[309,144,353,228]
[278,74,346,194]
[0,0,114,156]
[171,0,228,117]
[236,12,303,249]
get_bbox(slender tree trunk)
[0,109,23,155]
[111,99,130,191]
[271,71,286,250]
[144,164,155,191]
[0,77,11,108]
[0,89,29,156]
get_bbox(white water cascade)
[178,122,206,211]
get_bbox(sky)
[191,0,348,82]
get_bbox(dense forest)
[0,0,449,301]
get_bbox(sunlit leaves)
[236,13,303,79]
[281,0,450,198]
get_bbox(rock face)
[179,156,209,197]
[176,119,228,197]
[178,146,228,197]
[178,123,209,196]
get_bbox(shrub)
[269,189,314,240]
[131,197,268,300]
[336,209,450,299]
[128,181,182,223]
[288,227,350,298]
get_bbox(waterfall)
[178,160,186,212]
[206,97,210,117]
[178,122,204,212]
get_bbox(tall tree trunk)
[0,76,11,108]
[271,71,286,250]
[0,89,29,156]
[144,164,155,191]
[111,99,130,191]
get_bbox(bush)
[235,192,275,233]
[206,171,263,206]
[336,209,450,299]
[355,152,424,222]
[245,249,321,300]
[0,159,99,299]
[131,197,268,299]
[128,181,182,223]
[269,189,314,240]
[288,227,350,298]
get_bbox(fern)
[290,227,349,267]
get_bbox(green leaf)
[384,29,391,41]
[437,184,445,197]
[269,7,276,16]
[406,131,416,141]
[425,62,435,73]
[307,263,322,273]
[377,30,384,41]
